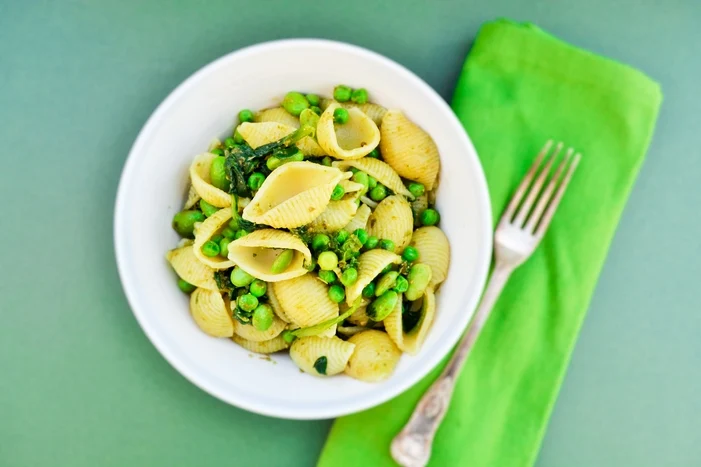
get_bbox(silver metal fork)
[391,141,581,467]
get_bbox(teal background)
[1,1,699,466]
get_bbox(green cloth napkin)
[318,19,662,467]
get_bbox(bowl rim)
[114,38,493,420]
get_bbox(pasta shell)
[345,249,401,305]
[267,283,291,323]
[208,138,222,151]
[380,110,440,190]
[183,184,201,210]
[237,122,324,157]
[336,325,366,337]
[411,226,450,288]
[254,107,300,128]
[384,289,436,355]
[226,229,312,282]
[344,330,402,382]
[189,153,231,208]
[232,334,289,354]
[333,158,413,199]
[166,245,218,291]
[339,179,366,198]
[242,162,346,228]
[345,303,371,326]
[272,274,339,337]
[320,98,387,127]
[290,336,355,376]
[317,103,380,160]
[232,313,287,342]
[344,203,372,232]
[308,199,359,232]
[193,208,235,269]
[189,288,234,337]
[411,194,428,228]
[366,195,414,253]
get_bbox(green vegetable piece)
[247,172,266,191]
[369,184,387,201]
[314,356,328,375]
[177,278,196,294]
[367,290,399,321]
[335,230,349,244]
[318,251,339,271]
[310,105,322,115]
[210,234,224,244]
[224,137,236,148]
[349,167,359,174]
[228,218,240,232]
[299,108,320,129]
[252,303,274,331]
[219,238,232,258]
[330,184,345,200]
[271,249,294,274]
[420,208,440,226]
[249,279,267,297]
[365,235,379,249]
[402,305,422,334]
[306,93,320,106]
[350,88,368,104]
[353,228,368,245]
[328,284,345,303]
[238,109,254,123]
[305,256,317,271]
[282,330,296,344]
[394,275,409,293]
[199,199,219,217]
[367,148,380,159]
[367,175,378,189]
[362,282,375,298]
[266,156,282,171]
[321,156,332,167]
[402,245,419,262]
[333,107,349,124]
[375,271,399,296]
[406,263,433,301]
[234,229,248,239]
[237,293,259,312]
[221,227,236,239]
[318,270,337,285]
[288,152,304,162]
[230,266,255,287]
[282,91,310,116]
[381,263,394,274]
[312,233,330,252]
[210,148,224,156]
[333,85,352,102]
[172,210,205,238]
[379,238,395,251]
[352,171,369,188]
[233,128,245,144]
[201,240,220,257]
[408,182,425,197]
[341,267,358,286]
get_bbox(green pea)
[237,293,259,312]
[230,266,255,287]
[282,91,309,116]
[408,182,425,198]
[310,106,321,115]
[266,156,282,171]
[233,128,245,144]
[305,256,317,271]
[394,275,409,293]
[306,93,320,106]
[219,238,231,258]
[365,235,379,249]
[375,271,399,296]
[247,172,266,191]
[211,234,224,243]
[199,199,219,217]
[406,263,433,301]
[287,152,304,162]
[201,240,220,257]
[282,330,296,344]
[349,167,359,174]
[209,156,229,191]
[420,208,440,226]
[328,284,345,303]
[238,109,254,123]
[381,263,394,274]
[321,156,332,167]
[210,148,224,156]
[380,239,395,251]
[251,303,273,331]
[271,249,294,274]
[172,210,205,238]
[350,88,368,104]
[224,137,236,148]
[367,175,378,189]
[331,184,345,201]
[333,107,349,124]
[177,278,196,294]
[402,246,419,262]
[221,227,236,239]
[353,228,368,245]
[228,218,240,231]
[312,233,330,252]
[370,184,387,201]
[352,171,369,188]
[333,85,352,102]
[299,108,320,128]
[341,268,358,286]
[367,290,399,321]
[367,148,380,159]
[318,270,337,284]
[234,229,248,239]
[318,251,338,271]
[362,282,375,298]
[335,230,349,244]
[249,279,267,297]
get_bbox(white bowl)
[114,39,492,420]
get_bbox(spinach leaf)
[313,356,328,375]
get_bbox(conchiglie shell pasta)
[183,184,201,210]
[166,246,218,291]
[344,203,372,232]
[272,274,339,337]
[189,288,234,337]
[232,314,287,342]
[384,288,436,355]
[226,229,312,282]
[366,195,414,253]
[237,122,324,157]
[243,162,347,228]
[308,199,359,232]
[189,153,232,208]
[411,226,450,288]
[345,249,401,305]
[339,179,366,198]
[193,208,235,269]
[344,330,402,382]
[290,336,355,376]
[317,103,380,160]
[320,98,388,127]
[333,158,413,199]
[232,334,289,354]
[254,107,300,128]
[267,284,290,323]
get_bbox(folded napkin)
[318,19,662,467]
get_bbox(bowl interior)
[115,39,492,419]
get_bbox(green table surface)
[2,1,700,466]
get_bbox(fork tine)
[502,140,553,222]
[525,147,573,232]
[513,142,563,227]
[534,153,581,238]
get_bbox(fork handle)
[390,266,513,467]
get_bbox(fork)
[391,141,581,467]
